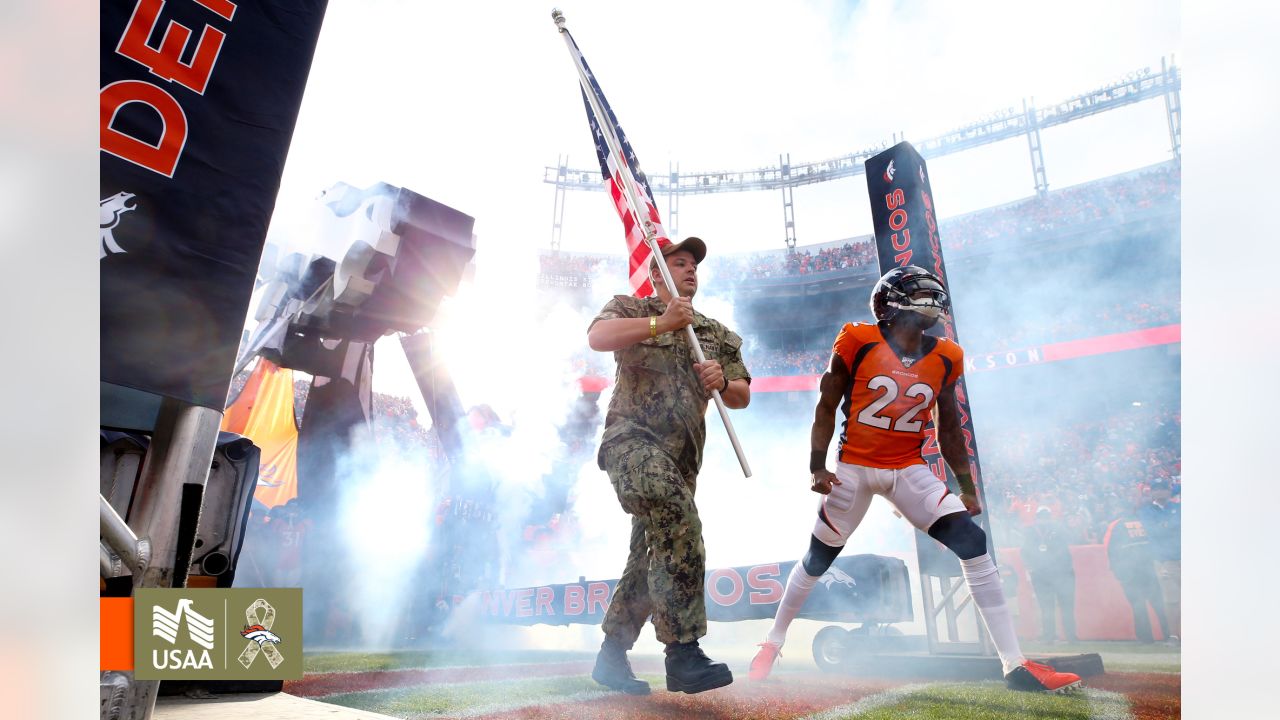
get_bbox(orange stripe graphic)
[100,597,134,671]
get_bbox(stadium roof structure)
[546,58,1180,250]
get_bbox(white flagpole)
[552,9,752,478]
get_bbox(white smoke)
[333,425,441,649]
[426,248,611,590]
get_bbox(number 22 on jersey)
[856,375,935,433]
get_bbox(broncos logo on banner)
[819,566,857,590]
[257,464,283,488]
[100,192,135,259]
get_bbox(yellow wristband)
[650,316,657,338]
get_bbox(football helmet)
[870,265,951,323]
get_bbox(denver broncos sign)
[864,143,995,575]
[100,1,328,415]
[453,555,912,626]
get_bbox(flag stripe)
[568,30,670,298]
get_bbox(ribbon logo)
[238,598,285,669]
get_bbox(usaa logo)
[151,599,215,670]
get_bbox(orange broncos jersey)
[833,322,964,469]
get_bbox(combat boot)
[591,637,650,695]
[664,640,733,694]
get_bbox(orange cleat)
[748,641,782,681]
[1005,659,1082,693]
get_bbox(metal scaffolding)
[780,153,797,248]
[1024,98,1049,198]
[1162,56,1181,159]
[667,161,680,239]
[550,155,569,253]
[546,59,1180,247]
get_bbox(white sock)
[960,554,1026,675]
[765,563,821,646]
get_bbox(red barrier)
[997,545,1165,641]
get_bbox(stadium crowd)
[941,162,1180,249]
[746,349,830,376]
[536,161,1179,284]
[371,391,439,454]
[984,403,1181,549]
[708,240,877,280]
[537,252,609,289]
[538,252,607,276]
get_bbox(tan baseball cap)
[659,236,707,263]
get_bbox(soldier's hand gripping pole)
[553,9,751,477]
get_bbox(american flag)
[565,30,669,297]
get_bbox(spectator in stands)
[1060,493,1096,544]
[1103,515,1168,643]
[1021,507,1078,643]
[1138,477,1181,642]
[939,163,1179,252]
[537,252,614,290]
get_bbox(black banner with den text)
[101,0,328,410]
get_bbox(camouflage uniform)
[590,294,750,646]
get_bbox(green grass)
[826,682,1093,720]
[320,674,633,717]
[303,641,1179,674]
[1021,639,1180,674]
[1097,658,1181,673]
[1021,639,1179,655]
[303,648,596,674]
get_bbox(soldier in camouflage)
[586,236,751,696]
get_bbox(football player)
[748,266,1080,693]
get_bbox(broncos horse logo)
[100,192,136,259]
[240,624,283,646]
[818,566,857,591]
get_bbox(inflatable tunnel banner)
[864,143,993,576]
[100,1,328,409]
[221,358,299,509]
[458,555,912,626]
